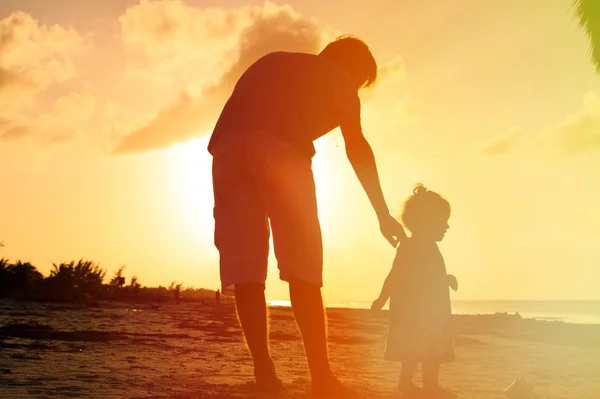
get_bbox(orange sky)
[1,0,599,302]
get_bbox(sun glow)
[164,136,214,247]
[312,134,346,232]
[163,134,348,248]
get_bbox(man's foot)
[254,365,283,394]
[312,375,360,398]
[423,384,456,399]
[255,375,283,394]
[397,382,422,398]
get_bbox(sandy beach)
[1,299,599,399]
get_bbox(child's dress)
[384,237,455,363]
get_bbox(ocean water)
[266,300,600,325]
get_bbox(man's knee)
[288,278,321,292]
[234,282,266,295]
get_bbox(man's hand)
[341,119,405,248]
[379,214,407,247]
[371,296,387,311]
[447,274,458,291]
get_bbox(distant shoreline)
[268,299,600,325]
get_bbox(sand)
[1,299,599,398]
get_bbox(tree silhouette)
[47,260,107,300]
[4,260,44,296]
[110,266,126,289]
[0,258,9,296]
[129,275,141,295]
[574,0,600,73]
[0,256,215,302]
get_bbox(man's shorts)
[211,131,323,292]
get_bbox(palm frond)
[573,0,600,73]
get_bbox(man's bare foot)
[397,382,422,398]
[312,375,360,398]
[254,375,283,394]
[423,384,456,398]
[254,365,283,394]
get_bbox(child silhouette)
[372,184,458,398]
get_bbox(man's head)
[319,35,377,89]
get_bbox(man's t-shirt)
[207,52,360,158]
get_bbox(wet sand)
[1,299,599,398]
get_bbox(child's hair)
[401,183,451,233]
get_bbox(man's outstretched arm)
[340,115,407,247]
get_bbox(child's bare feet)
[423,384,456,398]
[397,382,422,398]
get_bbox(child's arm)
[447,274,458,291]
[371,244,407,311]
[371,265,400,310]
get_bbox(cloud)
[482,91,600,157]
[46,92,96,128]
[401,95,421,120]
[119,0,319,86]
[115,1,325,154]
[114,1,409,154]
[546,91,600,155]
[119,0,236,57]
[0,11,88,144]
[0,67,36,94]
[0,124,31,141]
[358,56,407,104]
[0,12,86,112]
[482,127,526,155]
[378,55,406,82]
[0,92,96,143]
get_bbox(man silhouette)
[209,35,406,396]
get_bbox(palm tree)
[130,276,140,288]
[5,260,44,296]
[0,258,9,297]
[47,260,107,300]
[573,0,600,73]
[129,276,141,296]
[110,266,126,289]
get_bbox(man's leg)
[289,280,358,397]
[234,283,281,391]
[288,280,333,382]
[212,141,277,392]
[252,136,356,396]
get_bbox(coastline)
[268,299,600,325]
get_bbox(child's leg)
[398,361,421,396]
[399,360,418,387]
[422,362,439,388]
[423,362,456,397]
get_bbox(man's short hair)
[319,35,377,88]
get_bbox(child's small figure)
[372,184,458,398]
[175,285,181,305]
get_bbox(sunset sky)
[1,0,599,302]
